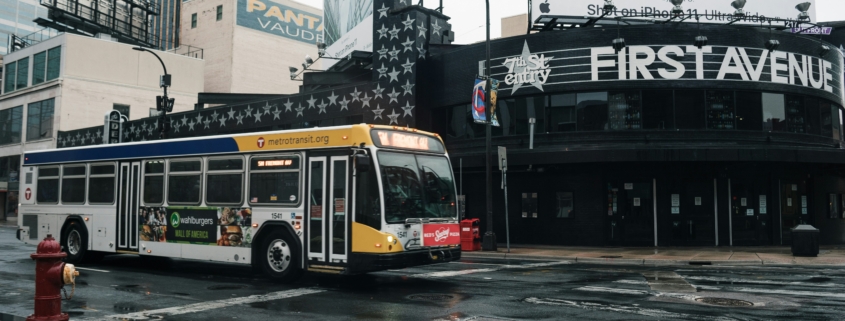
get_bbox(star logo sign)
[402,101,415,117]
[402,58,415,74]
[360,93,372,108]
[418,22,428,38]
[502,40,553,94]
[388,67,400,83]
[257,137,265,148]
[350,88,362,102]
[377,64,389,79]
[431,20,442,35]
[388,24,400,40]
[401,37,415,53]
[402,80,415,96]
[377,3,390,19]
[377,45,389,60]
[372,84,385,100]
[387,88,400,104]
[388,46,400,61]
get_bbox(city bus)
[16,124,461,282]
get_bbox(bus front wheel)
[61,221,87,264]
[259,230,302,282]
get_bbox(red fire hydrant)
[27,234,79,321]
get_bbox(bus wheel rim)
[68,230,81,255]
[267,239,291,273]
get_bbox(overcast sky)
[292,0,845,45]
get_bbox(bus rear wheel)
[260,230,302,282]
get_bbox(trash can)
[460,218,481,251]
[791,224,819,257]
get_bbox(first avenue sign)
[491,41,843,102]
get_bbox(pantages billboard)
[484,40,844,105]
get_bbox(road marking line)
[75,267,110,273]
[103,288,324,320]
[684,275,838,287]
[574,286,649,295]
[614,279,648,285]
[523,297,737,321]
[726,287,845,299]
[412,261,571,278]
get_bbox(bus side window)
[168,159,202,205]
[248,155,300,205]
[61,165,86,204]
[89,163,116,204]
[144,160,165,205]
[37,166,60,203]
[206,157,244,205]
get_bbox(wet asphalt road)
[2,227,845,320]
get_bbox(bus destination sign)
[372,130,445,153]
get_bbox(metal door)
[670,180,715,246]
[306,156,349,264]
[117,162,141,251]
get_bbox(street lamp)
[133,46,172,138]
[795,2,812,21]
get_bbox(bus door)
[307,155,349,264]
[117,162,141,252]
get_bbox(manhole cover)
[206,284,248,290]
[599,256,622,259]
[407,293,456,302]
[695,297,753,307]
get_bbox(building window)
[2,61,14,94]
[191,13,197,28]
[88,163,115,204]
[216,5,223,21]
[548,94,576,132]
[829,194,840,219]
[642,90,674,130]
[785,95,805,133]
[113,104,130,116]
[61,165,86,204]
[15,57,28,90]
[608,91,642,130]
[675,90,706,130]
[46,46,61,81]
[706,90,735,130]
[26,98,54,141]
[0,106,23,145]
[32,51,47,85]
[762,93,786,132]
[168,159,202,204]
[249,155,301,205]
[805,97,821,135]
[521,193,538,218]
[556,192,573,218]
[821,100,833,138]
[576,92,608,131]
[205,157,243,205]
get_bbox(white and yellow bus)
[16,124,461,281]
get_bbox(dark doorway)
[780,182,809,245]
[730,181,772,246]
[668,179,716,246]
[606,181,653,246]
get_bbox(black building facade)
[58,1,845,246]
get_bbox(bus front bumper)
[349,246,461,274]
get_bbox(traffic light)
[156,96,175,112]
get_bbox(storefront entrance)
[667,179,716,246]
[780,181,809,245]
[606,181,654,246]
[730,181,772,246]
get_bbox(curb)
[459,251,845,266]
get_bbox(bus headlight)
[387,236,394,243]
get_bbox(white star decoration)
[402,15,415,31]
[339,96,350,111]
[402,101,415,117]
[387,109,401,125]
[350,88,362,102]
[402,58,415,74]
[295,106,305,117]
[377,45,389,60]
[283,100,293,113]
[372,84,385,100]
[181,115,189,127]
[273,107,282,120]
[317,99,328,114]
[377,3,390,19]
[388,67,400,83]
[387,88,400,104]
[509,41,547,93]
[402,80,415,96]
[219,115,226,127]
[418,22,428,38]
[307,95,317,109]
[418,44,427,59]
[377,64,388,79]
[389,46,400,61]
[211,110,219,121]
[360,93,372,108]
[372,104,385,120]
[236,113,244,125]
[262,102,273,115]
[203,119,212,129]
[194,114,203,125]
[431,20,442,35]
[327,91,339,106]
[244,105,253,118]
[188,121,196,131]
[388,24,400,40]
[402,37,415,53]
[377,24,389,39]
[254,111,263,123]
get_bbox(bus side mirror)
[355,154,370,172]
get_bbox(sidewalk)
[0,220,16,228]
[460,244,845,266]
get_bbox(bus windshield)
[378,151,456,223]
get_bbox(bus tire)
[61,221,88,265]
[259,230,302,282]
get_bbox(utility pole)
[133,47,173,139]
[482,0,497,251]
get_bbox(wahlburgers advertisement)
[139,207,254,247]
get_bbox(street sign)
[103,110,123,144]
[498,146,507,171]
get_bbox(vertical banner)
[471,78,500,126]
